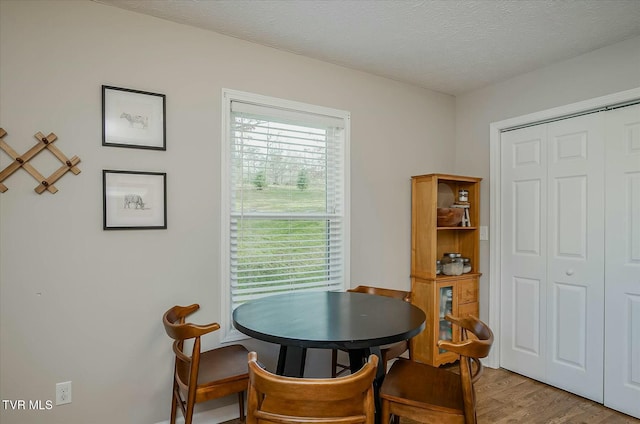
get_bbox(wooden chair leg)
[238,391,245,422]
[381,398,391,424]
[184,406,194,424]
[169,382,178,424]
[184,395,195,424]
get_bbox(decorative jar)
[441,253,463,276]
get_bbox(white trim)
[220,88,351,343]
[487,87,640,369]
[220,88,238,342]
[224,88,351,123]
[343,113,351,294]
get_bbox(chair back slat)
[437,315,493,359]
[348,285,410,302]
[248,351,377,424]
[163,304,220,341]
[254,410,367,424]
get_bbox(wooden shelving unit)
[409,173,482,366]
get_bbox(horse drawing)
[124,194,145,209]
[120,112,149,129]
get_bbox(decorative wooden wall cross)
[0,128,81,194]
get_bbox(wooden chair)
[247,351,378,424]
[380,315,494,424]
[331,285,412,377]
[162,304,249,424]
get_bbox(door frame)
[487,87,640,369]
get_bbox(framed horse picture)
[102,85,166,150]
[103,170,167,230]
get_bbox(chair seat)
[334,340,408,376]
[179,344,250,403]
[380,358,464,415]
[381,340,409,362]
[336,340,407,357]
[199,344,250,384]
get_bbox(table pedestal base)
[276,345,307,377]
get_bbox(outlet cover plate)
[56,381,72,405]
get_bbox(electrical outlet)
[56,381,72,405]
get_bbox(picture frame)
[103,170,167,230]
[102,85,166,150]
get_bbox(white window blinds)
[227,95,349,310]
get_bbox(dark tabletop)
[232,291,426,350]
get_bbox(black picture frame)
[103,170,167,230]
[102,85,166,150]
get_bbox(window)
[221,89,350,340]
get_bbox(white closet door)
[545,113,605,402]
[500,112,605,402]
[604,104,640,418]
[500,124,548,381]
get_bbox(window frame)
[220,88,351,342]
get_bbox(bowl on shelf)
[437,207,464,227]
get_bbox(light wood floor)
[468,367,638,423]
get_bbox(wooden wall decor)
[0,128,81,194]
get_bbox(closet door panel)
[546,113,605,402]
[500,125,548,381]
[554,176,587,257]
[512,276,541,355]
[604,104,640,418]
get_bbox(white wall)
[0,1,455,423]
[455,35,640,325]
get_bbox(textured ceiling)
[93,0,640,95]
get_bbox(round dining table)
[232,290,426,378]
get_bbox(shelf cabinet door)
[437,284,454,354]
[411,275,480,366]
